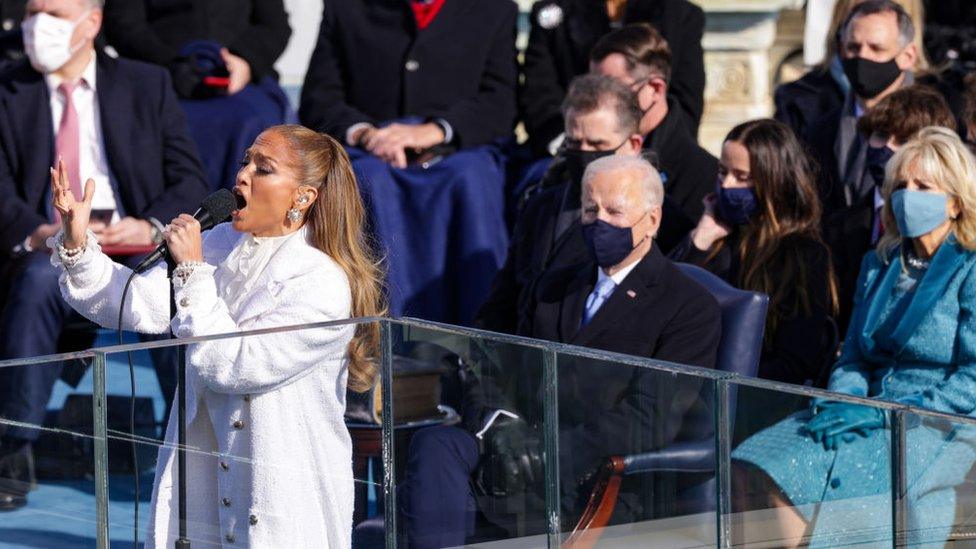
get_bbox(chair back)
[675,263,768,379]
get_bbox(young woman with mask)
[669,118,839,387]
[50,125,385,547]
[732,126,976,548]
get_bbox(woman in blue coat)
[732,126,976,547]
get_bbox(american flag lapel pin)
[626,290,637,299]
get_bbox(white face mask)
[22,11,90,74]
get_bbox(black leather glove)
[474,416,543,499]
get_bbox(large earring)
[287,208,302,223]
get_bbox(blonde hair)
[877,127,976,259]
[819,0,930,74]
[273,125,387,392]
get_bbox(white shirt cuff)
[547,133,565,156]
[345,122,373,147]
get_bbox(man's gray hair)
[842,0,915,49]
[561,74,642,137]
[582,155,664,209]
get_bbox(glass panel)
[387,320,551,548]
[729,381,895,547]
[554,351,720,548]
[99,320,379,547]
[898,408,976,547]
[0,356,101,545]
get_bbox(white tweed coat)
[55,223,356,548]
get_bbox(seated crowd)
[0,0,974,546]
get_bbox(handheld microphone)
[132,188,242,274]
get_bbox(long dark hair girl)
[721,119,839,337]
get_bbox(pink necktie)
[54,81,81,223]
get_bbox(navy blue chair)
[566,263,768,545]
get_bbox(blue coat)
[733,237,976,547]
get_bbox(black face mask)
[841,56,903,99]
[581,212,649,268]
[563,139,627,183]
[865,144,896,184]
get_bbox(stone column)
[692,0,802,155]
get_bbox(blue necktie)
[581,277,617,328]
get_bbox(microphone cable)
[117,270,139,549]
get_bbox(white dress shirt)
[599,255,641,287]
[46,53,120,224]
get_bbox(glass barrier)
[97,321,381,548]
[0,353,106,547]
[552,349,724,549]
[727,378,902,548]
[386,320,553,548]
[898,407,976,547]
[7,317,976,548]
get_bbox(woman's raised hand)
[51,158,95,249]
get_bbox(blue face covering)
[891,189,948,238]
[865,145,895,185]
[581,213,646,268]
[716,180,759,225]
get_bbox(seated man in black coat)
[103,0,293,191]
[299,0,518,324]
[810,0,919,328]
[590,23,717,228]
[520,0,704,156]
[398,155,721,548]
[0,0,208,509]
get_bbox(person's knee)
[409,426,479,473]
[6,255,61,308]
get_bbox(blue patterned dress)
[733,237,976,546]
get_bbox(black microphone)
[132,188,242,274]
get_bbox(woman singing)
[49,125,384,547]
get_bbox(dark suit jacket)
[647,99,716,223]
[0,54,209,253]
[520,0,705,155]
[103,0,291,82]
[774,69,845,146]
[530,246,720,508]
[298,0,518,149]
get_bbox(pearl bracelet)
[56,234,87,267]
[173,261,207,285]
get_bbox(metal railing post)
[381,321,397,549]
[542,349,561,548]
[890,410,908,547]
[92,352,109,549]
[716,379,733,548]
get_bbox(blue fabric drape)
[349,145,509,324]
[180,76,294,191]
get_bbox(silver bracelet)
[173,261,207,285]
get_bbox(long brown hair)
[721,119,839,338]
[274,125,386,392]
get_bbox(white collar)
[598,255,641,287]
[45,51,97,95]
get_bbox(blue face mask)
[890,189,948,238]
[716,180,758,225]
[581,213,647,268]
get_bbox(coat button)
[243,394,251,403]
[233,420,245,429]
[405,59,419,72]
[179,296,190,308]
[2,19,13,31]
[219,461,229,471]
[830,478,842,489]
[222,497,231,507]
[225,533,235,543]
[249,514,258,526]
